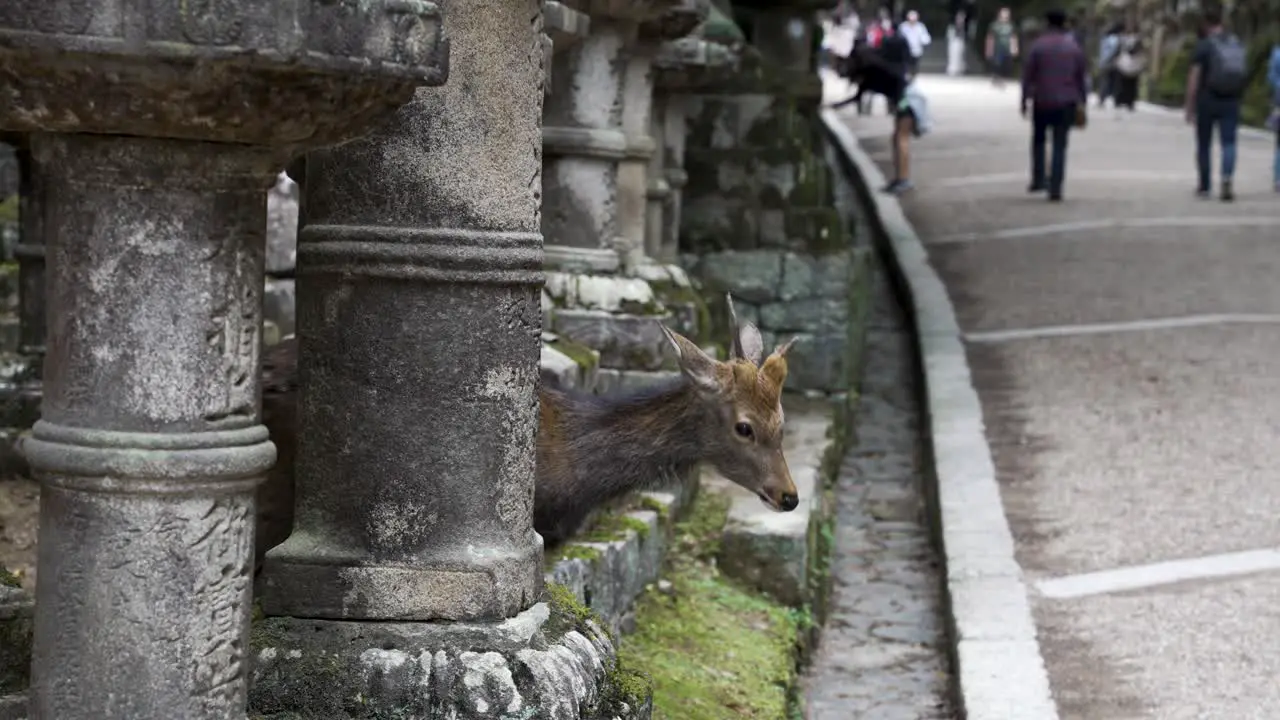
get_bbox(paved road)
[834,74,1280,719]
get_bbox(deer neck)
[570,376,710,490]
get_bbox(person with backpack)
[1112,25,1146,115]
[1268,41,1280,192]
[1185,8,1248,202]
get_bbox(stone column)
[260,0,545,625]
[616,43,659,273]
[252,4,635,716]
[644,106,671,262]
[1,2,448,717]
[651,33,738,265]
[27,136,281,719]
[541,16,631,274]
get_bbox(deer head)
[659,294,801,512]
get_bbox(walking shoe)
[1028,182,1046,193]
[882,179,914,194]
[1047,192,1063,202]
[1221,180,1234,203]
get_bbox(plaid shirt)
[1022,30,1088,109]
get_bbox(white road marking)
[1036,547,1280,600]
[933,216,1280,244]
[964,313,1280,343]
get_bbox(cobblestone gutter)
[820,108,1058,719]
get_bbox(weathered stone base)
[547,469,699,636]
[249,600,651,720]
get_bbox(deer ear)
[760,336,799,389]
[661,325,723,394]
[738,324,765,366]
[726,293,765,365]
[773,336,799,358]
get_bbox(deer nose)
[780,493,799,511]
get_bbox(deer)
[254,294,801,560]
[536,295,801,543]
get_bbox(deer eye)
[734,422,755,439]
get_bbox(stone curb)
[818,108,1061,720]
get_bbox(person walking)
[1111,26,1146,116]
[985,7,1019,89]
[899,10,932,77]
[1268,40,1280,192]
[1096,22,1122,108]
[1021,8,1088,202]
[1185,9,1248,202]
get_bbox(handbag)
[1074,104,1088,129]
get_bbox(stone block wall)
[678,1,858,393]
[681,244,855,391]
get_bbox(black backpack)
[1204,33,1248,97]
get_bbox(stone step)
[551,309,675,372]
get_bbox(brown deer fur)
[255,296,799,560]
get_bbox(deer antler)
[726,292,745,361]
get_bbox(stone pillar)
[260,0,545,625]
[542,16,630,274]
[252,3,635,716]
[616,43,659,273]
[644,106,671,262]
[651,33,739,265]
[27,136,282,719]
[1,2,448,717]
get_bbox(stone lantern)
[0,3,448,718]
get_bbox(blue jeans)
[1196,97,1239,190]
[1031,104,1075,193]
[1273,115,1279,185]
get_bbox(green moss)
[603,661,652,707]
[618,491,800,720]
[581,513,652,543]
[639,496,671,522]
[542,582,603,642]
[0,566,20,588]
[545,543,604,566]
[651,282,714,345]
[0,195,17,224]
[547,336,599,371]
